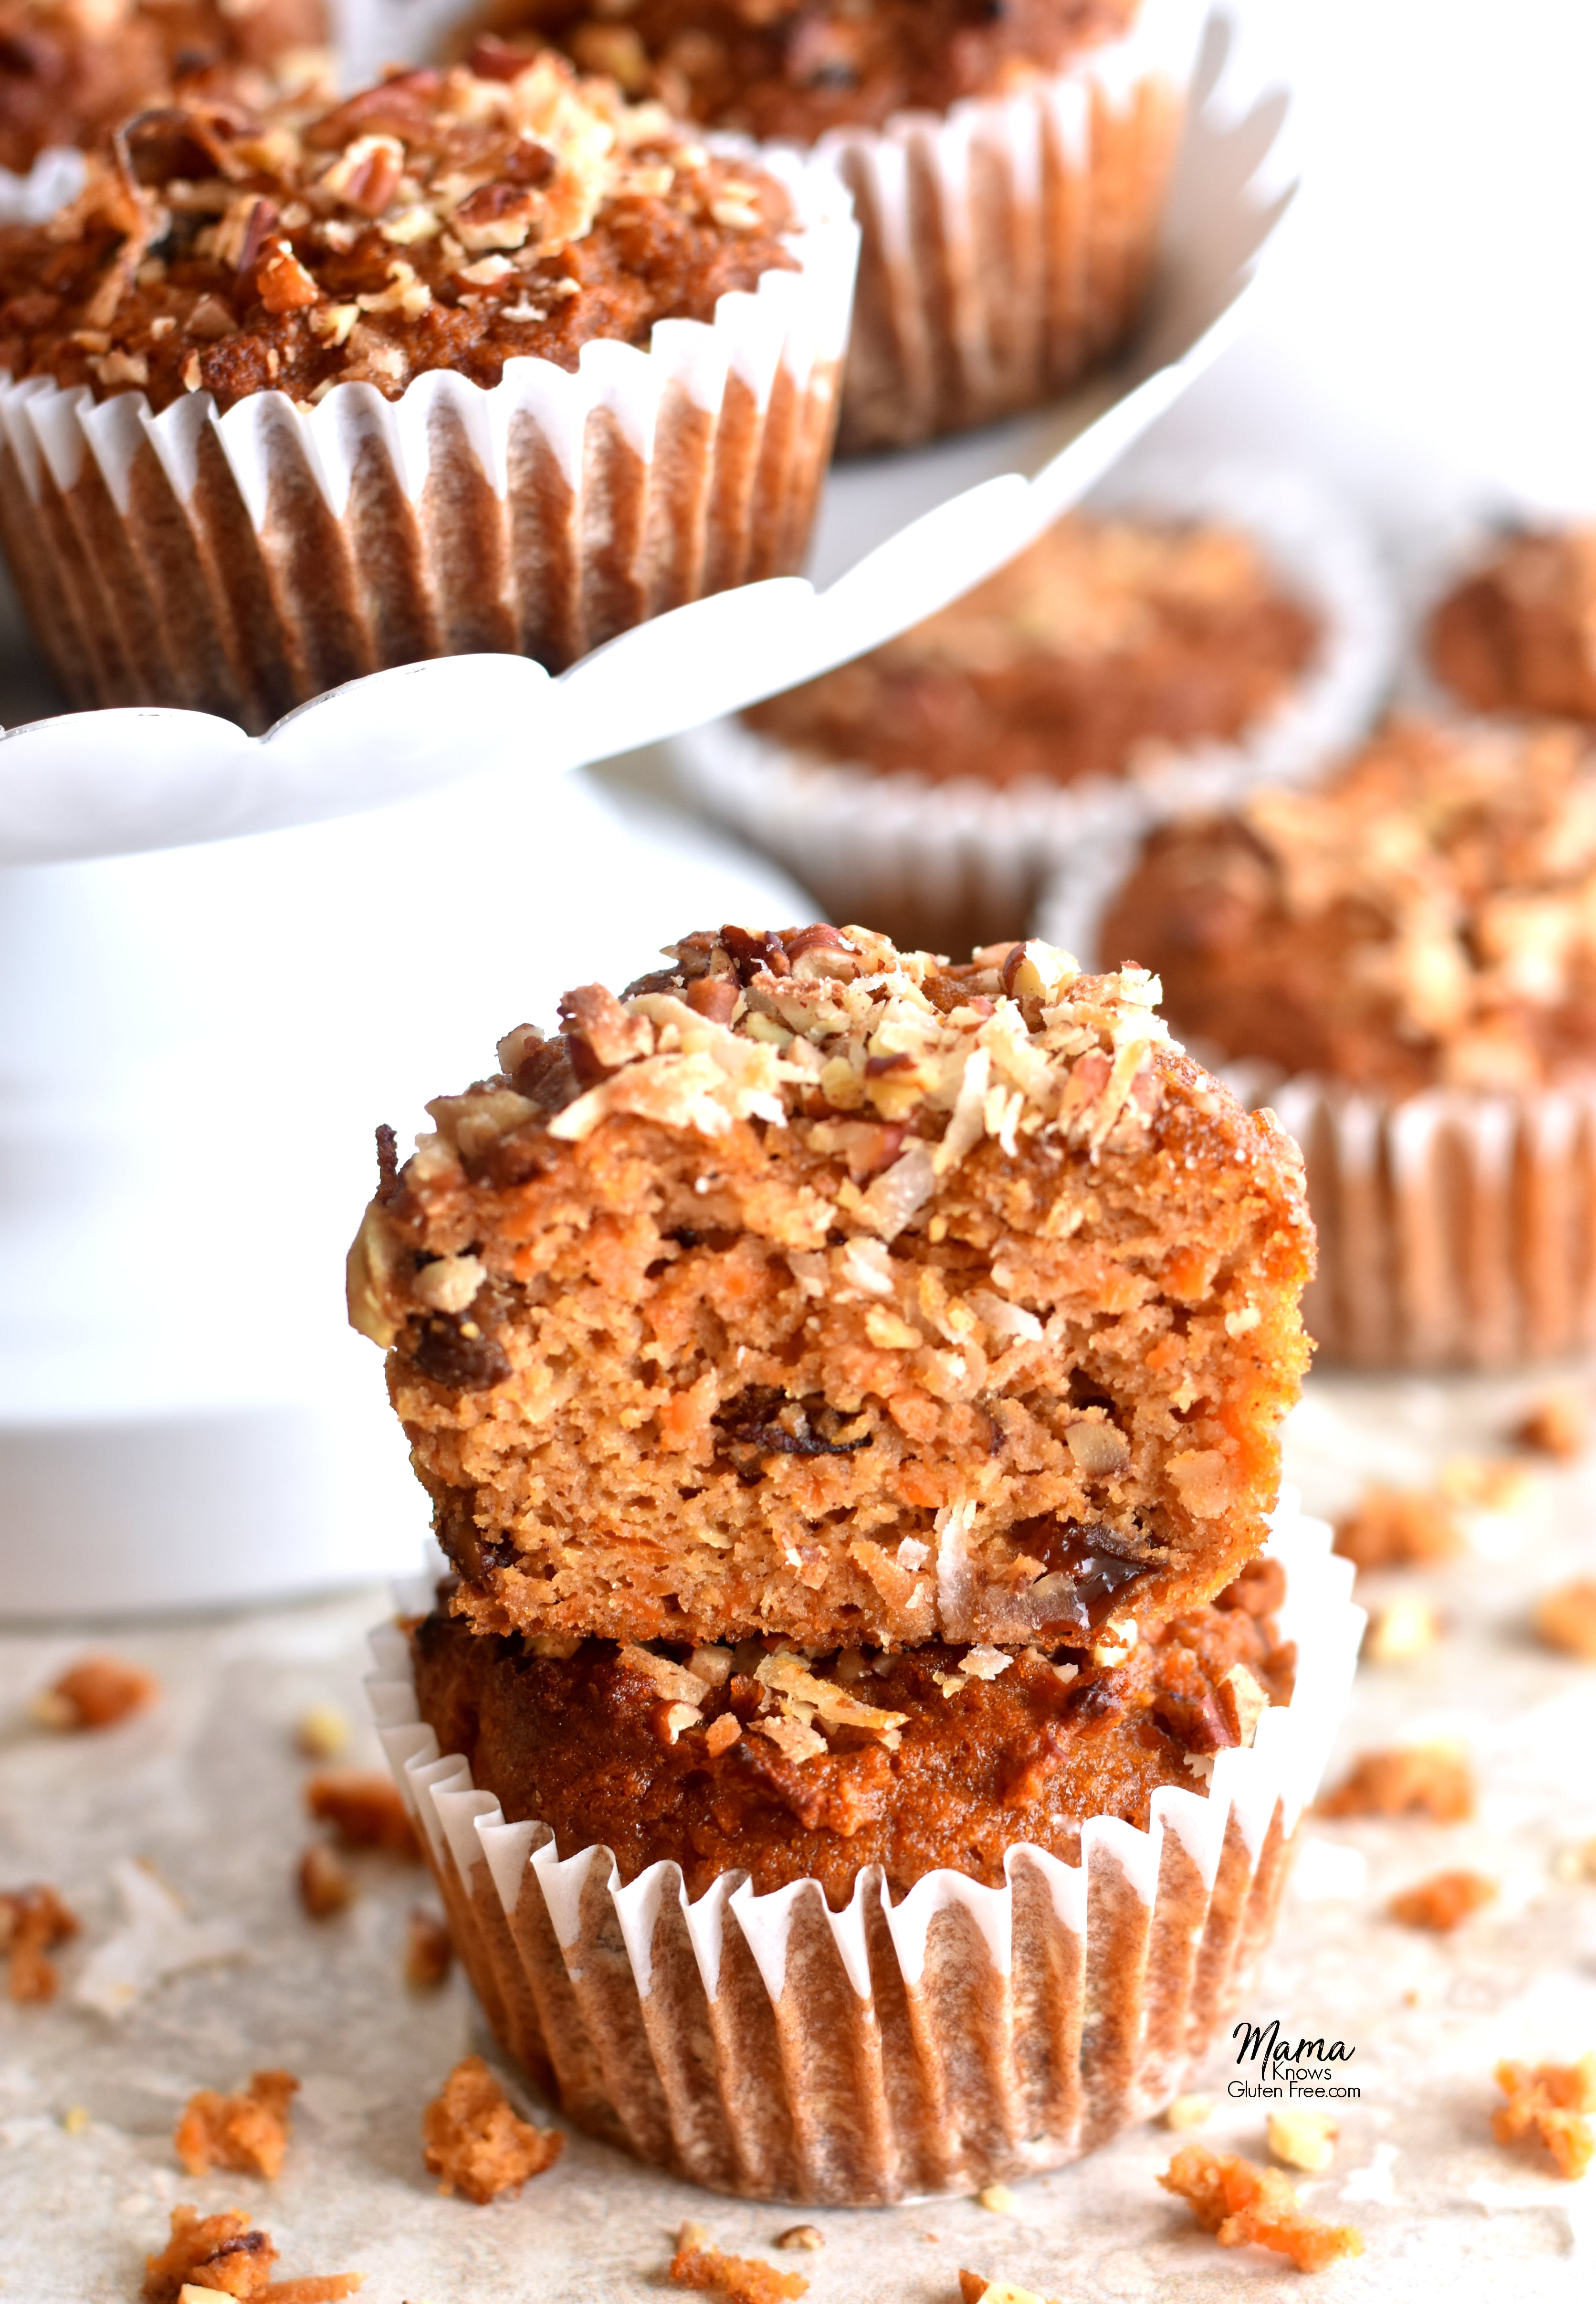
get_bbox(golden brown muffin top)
[1101,716,1596,1097]
[0,49,795,410]
[0,0,329,176]
[744,514,1319,791]
[1428,524,1596,723]
[453,1,1137,142]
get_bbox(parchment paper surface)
[4,1370,1596,2303]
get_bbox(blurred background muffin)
[448,0,1200,448]
[0,0,329,180]
[673,464,1390,954]
[1086,715,1596,1369]
[1426,522,1596,723]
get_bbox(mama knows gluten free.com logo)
[1228,2018,1361,2102]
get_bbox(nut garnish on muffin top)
[1101,716,1596,1097]
[350,924,1312,1651]
[745,513,1320,792]
[0,45,795,410]
[454,0,1138,142]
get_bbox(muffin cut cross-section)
[349,924,1313,1649]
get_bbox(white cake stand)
[0,11,1297,1615]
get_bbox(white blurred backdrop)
[1166,0,1596,520]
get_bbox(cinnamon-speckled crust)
[349,926,1314,1650]
[409,1575,1297,1905]
[1101,717,1596,1097]
[452,1,1136,143]
[0,52,793,411]
[0,0,328,177]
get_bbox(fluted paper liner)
[367,1492,1360,2205]
[672,460,1393,956]
[821,0,1202,451]
[1250,1074,1596,1372]
[0,148,856,732]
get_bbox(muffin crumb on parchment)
[669,2224,807,2303]
[1333,1488,1463,1575]
[0,1882,79,2002]
[140,2202,361,2301]
[1318,1744,1475,1822]
[1158,2145,1364,2273]
[31,1653,158,1731]
[1514,1390,1589,1460]
[296,1843,355,1920]
[1492,2054,1596,2180]
[175,2070,298,2179]
[1388,1870,1497,1933]
[304,1771,419,1857]
[1533,1579,1596,1660]
[422,2055,563,2201]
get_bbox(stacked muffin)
[448,0,1197,447]
[353,920,1358,2203]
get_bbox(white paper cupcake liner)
[366,1490,1361,2206]
[0,147,857,732]
[673,458,1394,956]
[1238,1072,1596,1373]
[817,0,1204,451]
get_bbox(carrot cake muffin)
[409,1559,1296,1906]
[348,923,1313,1650]
[0,0,328,178]
[675,507,1325,954]
[457,1,1137,142]
[1097,716,1596,1364]
[449,1,1191,447]
[746,512,1319,793]
[1099,717,1596,1098]
[1427,523,1596,723]
[0,49,852,721]
[0,63,796,412]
